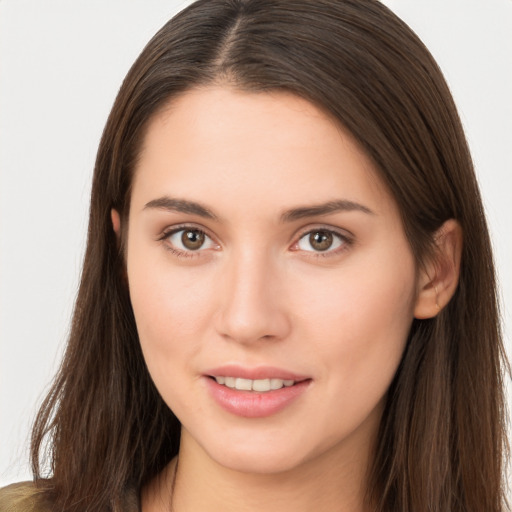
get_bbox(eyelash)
[158,224,354,260]
[158,225,217,259]
[292,227,354,258]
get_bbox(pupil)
[310,231,332,251]
[182,230,205,250]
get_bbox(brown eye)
[309,231,333,251]
[296,228,348,254]
[181,229,205,250]
[164,227,216,253]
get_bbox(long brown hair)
[30,1,509,510]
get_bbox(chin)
[206,443,309,475]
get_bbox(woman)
[1,0,509,511]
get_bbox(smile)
[213,376,295,392]
[205,371,311,418]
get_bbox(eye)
[164,228,217,252]
[296,229,348,253]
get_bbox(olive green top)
[0,481,140,512]
[0,482,53,512]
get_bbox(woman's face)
[122,87,420,475]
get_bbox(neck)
[142,426,376,512]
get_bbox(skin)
[112,87,461,512]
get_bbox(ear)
[111,209,121,238]
[414,219,463,319]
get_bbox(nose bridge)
[216,246,290,343]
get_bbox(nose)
[214,249,291,344]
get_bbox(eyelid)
[290,224,354,254]
[158,223,221,256]
[159,222,217,240]
[157,222,353,258]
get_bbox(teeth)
[214,376,296,392]
[270,378,283,390]
[236,378,252,391]
[224,376,236,388]
[253,379,271,392]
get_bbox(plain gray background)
[1,0,511,487]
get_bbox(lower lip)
[205,378,311,418]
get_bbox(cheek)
[293,249,416,396]
[126,252,215,378]
[127,264,216,419]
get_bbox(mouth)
[210,376,298,393]
[204,369,311,418]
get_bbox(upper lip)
[205,364,310,381]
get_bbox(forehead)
[131,86,395,219]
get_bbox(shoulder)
[0,481,141,512]
[0,482,53,512]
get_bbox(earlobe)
[111,209,121,237]
[414,219,463,319]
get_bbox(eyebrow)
[143,196,374,222]
[144,197,217,219]
[280,200,375,222]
